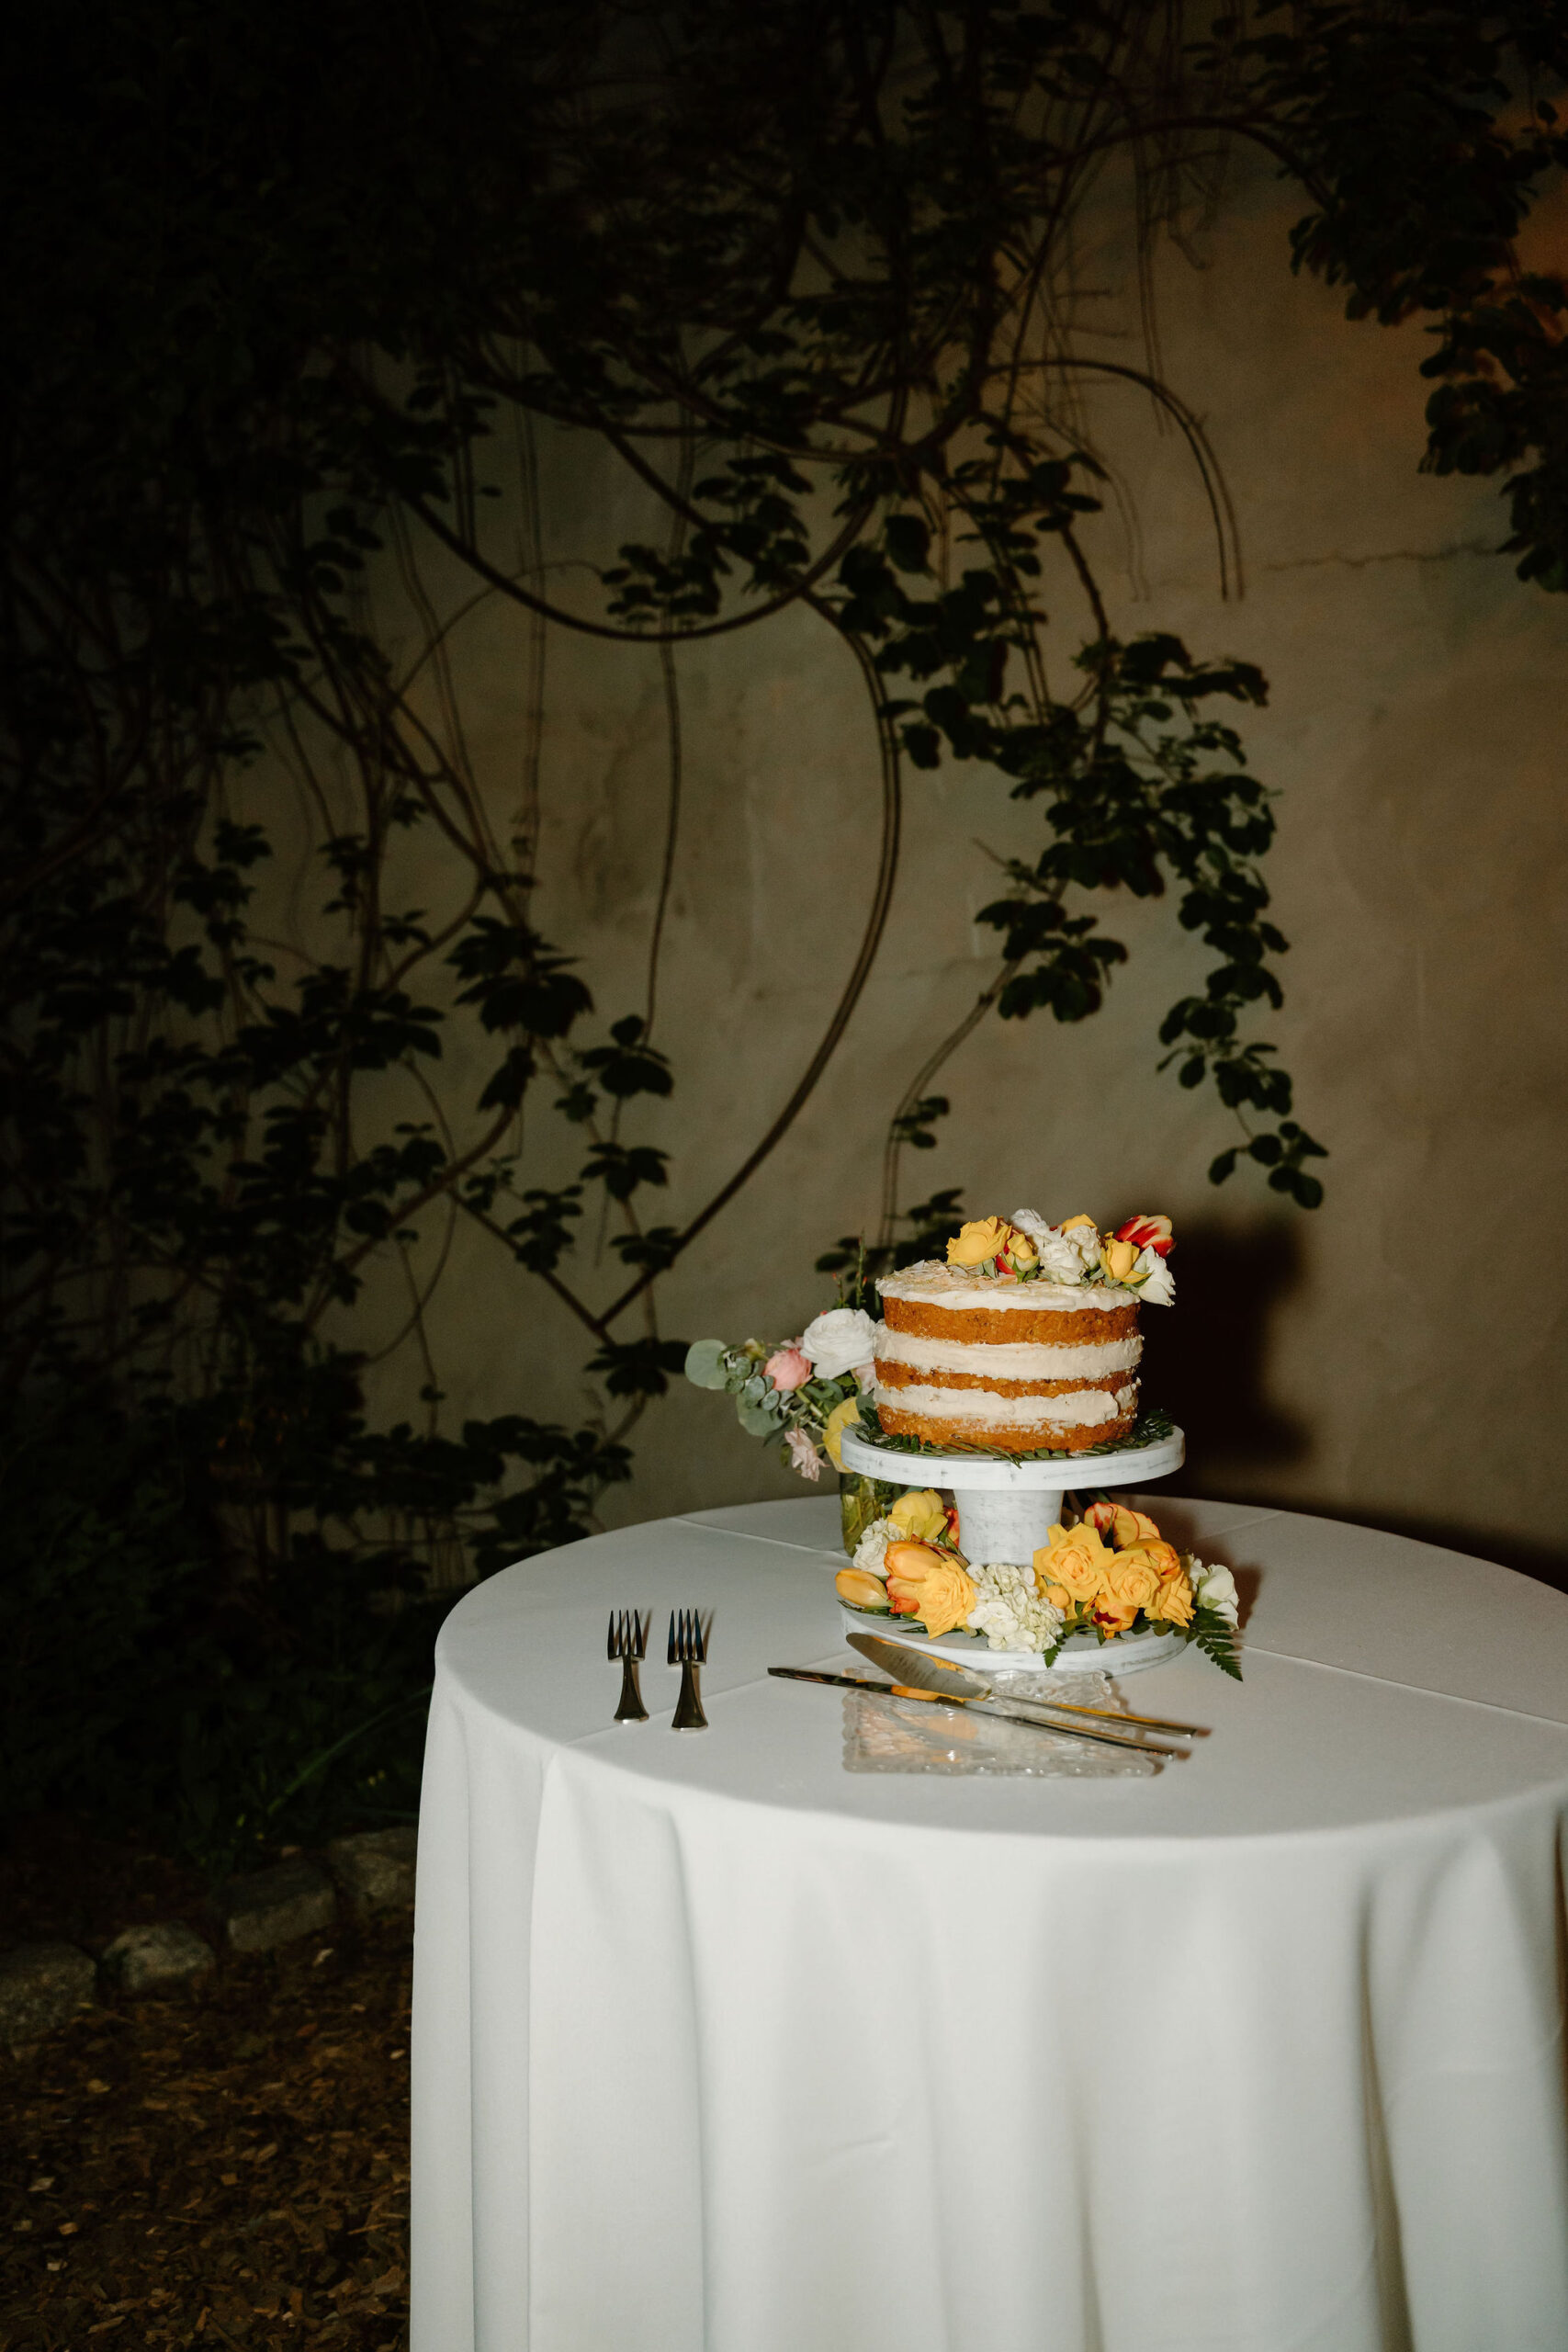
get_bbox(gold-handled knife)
[846,1646,1203,1740]
[846,1633,1206,1747]
[768,1664,1187,1760]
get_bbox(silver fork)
[669,1608,708,1731]
[607,1609,649,1722]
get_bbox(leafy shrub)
[0,1393,446,1879]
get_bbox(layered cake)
[873,1209,1173,1453]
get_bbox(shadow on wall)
[1139,1217,1308,1485]
[1141,1217,1568,1598]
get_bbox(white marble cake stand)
[838,1420,1187,1676]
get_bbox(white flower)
[1010,1209,1098,1285]
[852,1517,898,1575]
[784,1428,824,1482]
[965,1561,1066,1655]
[799,1306,879,1383]
[1193,1561,1238,1624]
[1133,1245,1175,1306]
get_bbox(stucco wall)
[366,161,1568,1580]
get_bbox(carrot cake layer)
[876,1402,1140,1454]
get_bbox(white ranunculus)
[1062,1221,1103,1277]
[799,1306,879,1382]
[1194,1563,1238,1623]
[852,1518,897,1576]
[1010,1209,1091,1285]
[1134,1245,1175,1306]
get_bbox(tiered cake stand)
[838,1419,1187,1676]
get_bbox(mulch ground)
[0,1821,411,2352]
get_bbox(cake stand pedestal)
[837,1420,1188,1677]
[838,1421,1185,1566]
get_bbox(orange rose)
[1037,1576,1075,1613]
[1033,1521,1114,1606]
[1084,1499,1161,1550]
[835,1567,889,1611]
[1117,1538,1182,1582]
[1145,1570,1195,1627]
[1102,1555,1161,1614]
[1092,1598,1140,1636]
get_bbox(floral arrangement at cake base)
[835,1491,1242,1679]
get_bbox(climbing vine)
[4,0,1566,1845]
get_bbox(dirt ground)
[0,1822,412,2352]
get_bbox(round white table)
[410,1495,1568,2352]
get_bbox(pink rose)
[765,1345,812,1391]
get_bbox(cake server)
[772,1660,1185,1759]
[846,1634,1199,1751]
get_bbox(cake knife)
[847,1631,1209,1737]
[768,1664,1187,1759]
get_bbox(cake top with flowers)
[878,1210,1175,1311]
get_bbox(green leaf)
[1187,1603,1242,1681]
[683,1340,732,1389]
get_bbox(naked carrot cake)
[873,1210,1174,1453]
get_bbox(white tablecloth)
[410,1496,1568,2352]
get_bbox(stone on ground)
[104,1921,215,1994]
[223,1858,335,1952]
[0,1943,96,2041]
[325,1825,418,1912]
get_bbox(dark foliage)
[5,0,1564,1856]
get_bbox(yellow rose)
[1100,1236,1139,1283]
[889,1488,948,1542]
[883,1551,977,1641]
[1117,1538,1182,1583]
[1037,1575,1075,1613]
[823,1396,860,1469]
[1145,1570,1195,1627]
[1034,1521,1115,1605]
[835,1566,890,1611]
[947,1216,1010,1267]
[1059,1213,1098,1233]
[1003,1227,1038,1271]
[1102,1555,1160,1613]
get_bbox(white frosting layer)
[876,1380,1139,1429]
[874,1328,1142,1381]
[878,1260,1135,1314]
